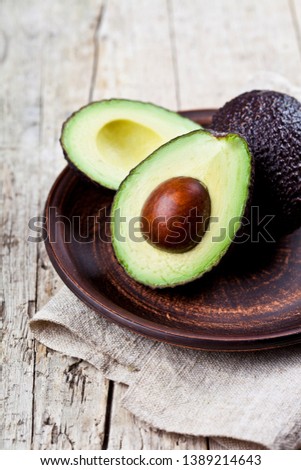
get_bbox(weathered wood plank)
[170,0,301,109]
[33,349,109,450]
[2,0,110,450]
[30,0,111,450]
[33,253,109,450]
[91,0,178,108]
[2,153,37,449]
[2,0,44,448]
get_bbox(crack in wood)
[30,200,41,447]
[50,422,59,444]
[101,380,114,449]
[89,1,107,102]
[63,360,88,406]
[0,30,8,63]
[167,0,181,109]
[289,0,301,59]
[42,414,75,449]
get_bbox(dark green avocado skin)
[212,90,301,237]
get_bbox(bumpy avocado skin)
[212,90,301,236]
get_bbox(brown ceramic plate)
[45,109,301,351]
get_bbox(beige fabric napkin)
[30,286,301,450]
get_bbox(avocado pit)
[140,176,211,253]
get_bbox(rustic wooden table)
[2,0,301,450]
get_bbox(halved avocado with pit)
[111,129,253,288]
[60,99,201,190]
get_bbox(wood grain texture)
[2,0,111,450]
[31,0,112,451]
[2,0,301,450]
[90,0,178,107]
[32,0,117,450]
[170,0,301,109]
[2,0,43,448]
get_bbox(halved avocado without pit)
[60,99,201,190]
[111,130,253,288]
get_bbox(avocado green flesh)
[61,99,201,190]
[97,119,163,172]
[111,130,252,288]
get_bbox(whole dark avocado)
[211,90,301,237]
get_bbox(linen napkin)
[30,286,301,450]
